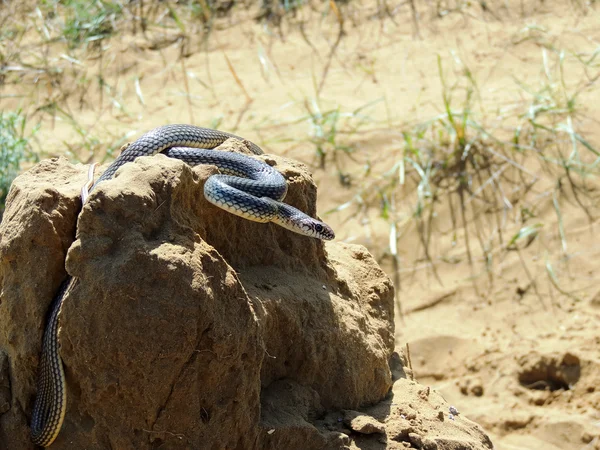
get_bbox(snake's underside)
[30,124,334,447]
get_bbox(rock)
[343,410,385,434]
[0,157,86,448]
[0,138,395,449]
[0,351,10,414]
[590,289,600,308]
[423,437,439,450]
[408,432,423,448]
[360,378,493,449]
[458,376,485,397]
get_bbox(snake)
[30,124,335,447]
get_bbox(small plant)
[305,99,357,169]
[36,0,123,49]
[300,96,381,183]
[61,0,123,48]
[257,0,308,23]
[0,112,38,211]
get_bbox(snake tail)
[31,278,77,447]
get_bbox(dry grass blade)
[223,52,252,103]
[515,246,547,310]
[318,0,345,95]
[409,0,422,39]
[197,0,212,23]
[134,77,145,106]
[179,39,195,124]
[552,188,568,256]
[544,257,581,303]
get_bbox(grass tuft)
[333,45,599,299]
[0,111,38,211]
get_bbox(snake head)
[268,200,335,240]
[307,220,335,240]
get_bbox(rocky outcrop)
[0,138,492,449]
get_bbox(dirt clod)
[343,410,385,435]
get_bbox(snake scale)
[30,124,334,446]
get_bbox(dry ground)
[1,0,599,448]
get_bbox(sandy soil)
[1,0,599,448]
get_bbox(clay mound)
[0,138,492,449]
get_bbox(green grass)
[300,97,381,175]
[0,111,38,210]
[32,0,124,49]
[61,0,123,48]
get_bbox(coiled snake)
[31,124,335,446]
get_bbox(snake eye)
[315,224,323,233]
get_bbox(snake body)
[31,125,334,446]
